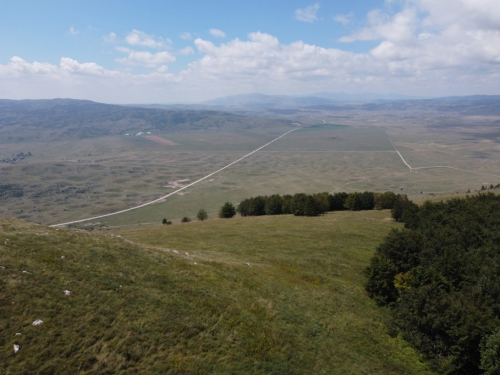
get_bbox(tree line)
[365,193,500,375]
[218,191,406,218]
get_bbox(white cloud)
[295,3,320,23]
[180,32,192,40]
[332,12,353,25]
[69,27,79,35]
[125,29,170,48]
[209,28,226,38]
[115,48,176,67]
[337,0,500,72]
[103,32,117,43]
[178,46,195,55]
[0,56,178,103]
[1,1,500,103]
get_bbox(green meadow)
[0,210,434,374]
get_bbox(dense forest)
[366,193,500,374]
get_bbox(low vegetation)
[0,212,432,374]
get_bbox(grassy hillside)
[1,211,433,374]
[0,99,291,143]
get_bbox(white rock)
[32,319,43,326]
[13,344,20,353]
[64,290,71,296]
[15,333,21,336]
[246,262,252,268]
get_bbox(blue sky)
[1,0,499,103]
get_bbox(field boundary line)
[50,127,300,227]
[390,137,500,178]
[388,138,413,170]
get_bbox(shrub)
[196,208,208,221]
[219,202,236,218]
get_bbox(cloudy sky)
[1,0,499,103]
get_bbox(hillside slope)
[0,212,433,374]
[0,99,290,143]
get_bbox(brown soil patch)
[144,135,177,146]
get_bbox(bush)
[219,202,236,218]
[181,217,191,223]
[196,208,208,221]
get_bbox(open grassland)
[2,118,500,228]
[0,211,434,374]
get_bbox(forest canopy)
[365,193,500,375]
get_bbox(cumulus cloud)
[1,0,500,103]
[180,32,192,40]
[338,0,500,71]
[295,3,320,23]
[0,56,178,103]
[209,28,226,38]
[125,29,170,48]
[115,47,176,67]
[178,46,195,55]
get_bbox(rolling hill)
[0,99,291,143]
[0,211,433,374]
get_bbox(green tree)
[481,329,500,375]
[291,193,320,216]
[312,192,330,213]
[219,202,236,218]
[197,208,208,221]
[162,218,167,225]
[345,192,364,211]
[375,191,398,210]
[329,192,348,211]
[181,216,191,223]
[265,194,283,215]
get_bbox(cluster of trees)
[365,193,500,374]
[232,191,403,218]
[480,183,500,191]
[0,151,32,163]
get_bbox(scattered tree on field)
[219,202,236,218]
[162,218,167,225]
[181,216,191,223]
[197,208,208,221]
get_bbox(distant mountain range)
[1,95,499,143]
[201,93,500,115]
[0,99,288,143]
[202,92,426,107]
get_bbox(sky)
[0,0,499,104]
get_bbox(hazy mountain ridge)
[0,99,289,143]
[201,93,500,116]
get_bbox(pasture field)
[1,116,500,228]
[0,211,436,373]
